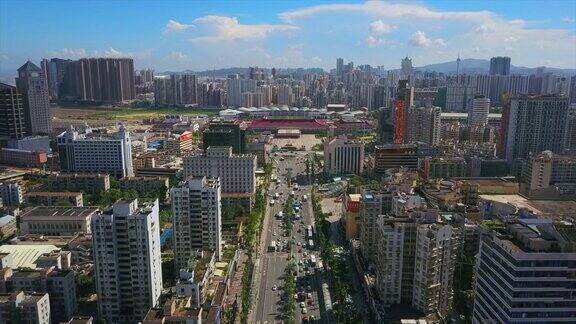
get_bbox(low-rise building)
[20,206,98,235]
[143,296,202,324]
[0,215,17,238]
[175,250,215,308]
[373,144,418,176]
[0,291,50,324]
[0,148,47,168]
[520,151,576,199]
[24,192,83,207]
[164,131,195,156]
[47,173,110,193]
[422,156,468,180]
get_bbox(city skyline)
[1,0,575,77]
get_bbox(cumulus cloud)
[279,1,492,24]
[191,15,298,42]
[369,20,396,35]
[48,48,88,59]
[562,16,575,23]
[408,31,446,48]
[164,19,194,33]
[366,35,383,47]
[167,51,189,63]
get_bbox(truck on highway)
[268,241,277,252]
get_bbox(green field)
[56,106,219,120]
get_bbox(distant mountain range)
[413,58,576,76]
[161,59,575,78]
[160,67,326,78]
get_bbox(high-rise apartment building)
[324,135,365,175]
[502,95,570,162]
[92,199,163,323]
[405,106,441,146]
[154,74,197,107]
[16,61,52,135]
[171,177,222,270]
[489,56,511,76]
[60,58,135,102]
[472,219,576,323]
[41,58,72,100]
[446,84,475,112]
[336,58,344,80]
[226,76,256,107]
[0,83,26,139]
[277,84,294,106]
[468,96,490,127]
[359,191,392,261]
[376,216,461,318]
[57,125,134,178]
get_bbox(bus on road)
[307,225,313,239]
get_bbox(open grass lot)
[54,106,218,122]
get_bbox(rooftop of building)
[10,234,80,247]
[49,172,109,178]
[0,245,60,269]
[25,191,82,197]
[20,206,98,220]
[0,215,15,226]
[479,194,576,220]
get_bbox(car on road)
[301,307,308,314]
[272,285,277,291]
[307,293,312,299]
[299,301,305,308]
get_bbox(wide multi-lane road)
[253,150,323,324]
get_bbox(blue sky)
[1,0,575,75]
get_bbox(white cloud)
[165,19,195,33]
[191,15,298,42]
[562,17,575,23]
[48,48,88,59]
[167,51,189,63]
[104,47,123,57]
[408,31,446,48]
[366,35,383,47]
[279,1,492,24]
[369,20,396,35]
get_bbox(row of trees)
[311,190,361,323]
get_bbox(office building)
[324,135,365,175]
[47,173,110,193]
[60,58,135,102]
[472,219,576,323]
[202,121,246,154]
[92,199,162,323]
[20,206,98,235]
[489,56,511,76]
[502,95,569,162]
[57,125,134,178]
[0,182,23,206]
[0,83,26,139]
[468,96,490,127]
[401,57,414,79]
[16,61,52,135]
[154,74,197,107]
[373,144,418,175]
[10,268,77,323]
[171,177,222,270]
[184,146,256,210]
[405,106,441,146]
[0,291,50,324]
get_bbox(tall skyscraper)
[171,177,222,271]
[502,95,570,162]
[489,56,511,76]
[0,83,26,139]
[468,96,490,127]
[401,57,414,79]
[16,61,52,135]
[336,58,344,80]
[92,199,163,323]
[377,107,395,144]
[394,80,414,144]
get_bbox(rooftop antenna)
[456,52,462,76]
